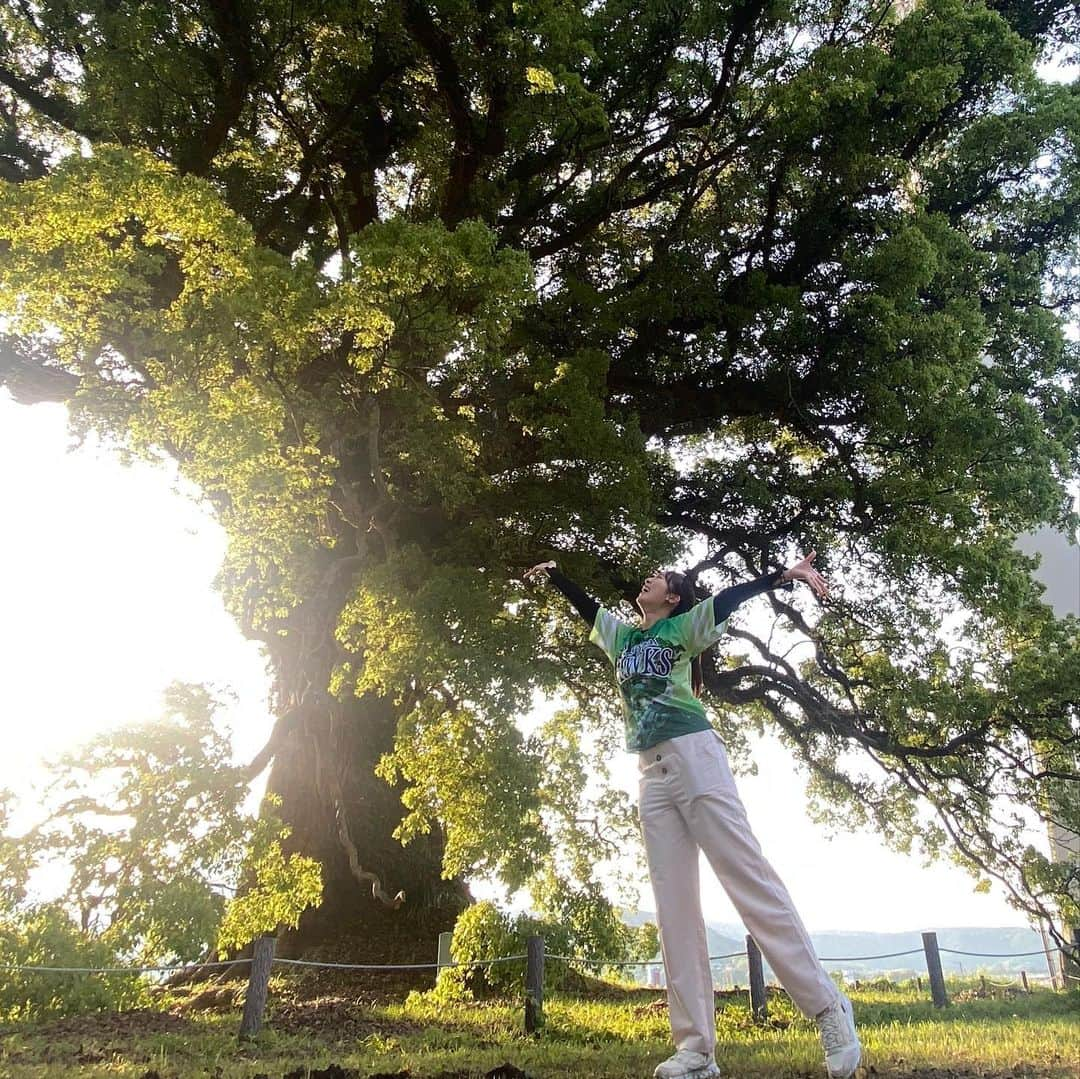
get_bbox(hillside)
[624,913,1054,982]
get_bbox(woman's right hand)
[524,560,556,582]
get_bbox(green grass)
[0,978,1076,1077]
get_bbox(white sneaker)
[652,1048,721,1079]
[815,993,861,1078]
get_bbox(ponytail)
[664,571,706,698]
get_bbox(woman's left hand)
[782,550,829,600]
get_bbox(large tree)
[1,0,1078,955]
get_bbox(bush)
[427,901,579,1002]
[0,904,148,1020]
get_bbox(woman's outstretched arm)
[548,568,600,625]
[712,568,793,623]
[524,562,600,625]
[712,550,829,623]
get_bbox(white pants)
[638,729,837,1055]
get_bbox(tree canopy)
[0,683,321,1017]
[1,0,1078,950]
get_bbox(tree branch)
[0,62,97,140]
[0,340,81,405]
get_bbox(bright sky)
[0,391,1049,932]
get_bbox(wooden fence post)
[525,935,544,1034]
[921,932,948,1008]
[1021,970,1030,993]
[437,931,453,973]
[238,934,276,1040]
[746,935,767,1022]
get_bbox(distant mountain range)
[622,912,1055,982]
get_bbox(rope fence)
[274,954,530,971]
[4,930,1076,1040]
[0,953,529,975]
[939,948,1052,958]
[0,939,1072,976]
[0,959,249,974]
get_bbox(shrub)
[427,901,577,1002]
[0,904,147,1020]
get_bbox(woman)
[524,553,861,1079]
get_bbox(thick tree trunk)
[265,688,470,957]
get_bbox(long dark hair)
[663,570,705,698]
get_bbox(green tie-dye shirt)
[589,601,730,752]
